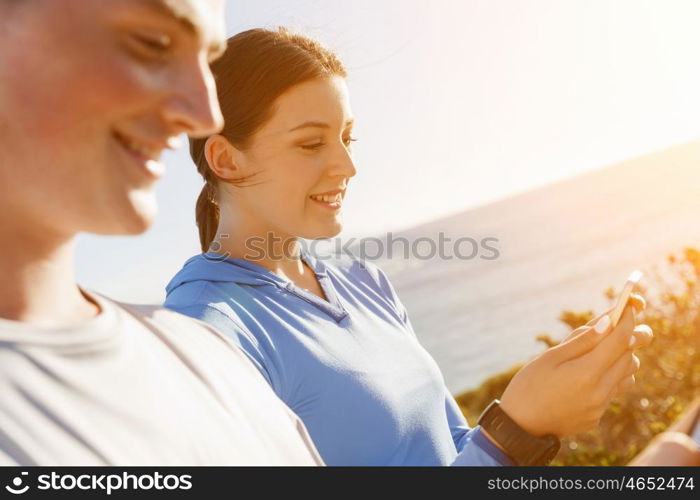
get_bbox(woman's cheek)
[292,162,323,201]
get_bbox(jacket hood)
[165,249,326,296]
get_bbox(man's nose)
[161,59,224,137]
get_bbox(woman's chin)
[302,221,343,240]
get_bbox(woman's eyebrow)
[288,119,355,133]
[288,121,330,132]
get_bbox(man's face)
[0,0,226,236]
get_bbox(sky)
[76,0,700,302]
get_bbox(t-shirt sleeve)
[167,304,323,465]
[0,446,19,465]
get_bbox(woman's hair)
[191,27,347,252]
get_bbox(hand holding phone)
[609,270,643,328]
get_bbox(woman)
[165,28,652,466]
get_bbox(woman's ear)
[204,134,242,181]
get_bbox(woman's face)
[0,0,225,236]
[228,76,357,241]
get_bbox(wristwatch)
[477,399,560,466]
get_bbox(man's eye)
[301,142,326,151]
[129,30,172,58]
[344,136,358,147]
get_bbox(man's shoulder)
[88,294,277,393]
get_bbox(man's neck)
[0,216,99,327]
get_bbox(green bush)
[456,247,700,465]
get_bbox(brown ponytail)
[195,183,219,252]
[190,27,346,252]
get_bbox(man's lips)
[112,130,180,180]
[112,130,174,160]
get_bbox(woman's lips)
[309,190,344,210]
[310,196,342,210]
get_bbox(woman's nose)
[329,144,357,178]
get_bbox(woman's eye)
[301,142,326,151]
[300,137,357,151]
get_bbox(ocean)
[372,139,700,394]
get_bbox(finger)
[585,309,612,328]
[586,294,644,327]
[562,308,615,344]
[601,353,640,399]
[614,295,645,328]
[562,293,646,344]
[612,375,635,398]
[628,293,646,313]
[585,305,636,372]
[548,314,611,363]
[629,324,653,350]
[562,324,592,343]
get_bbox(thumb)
[549,314,611,363]
[563,296,644,344]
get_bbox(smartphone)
[609,270,643,328]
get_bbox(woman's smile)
[309,188,345,210]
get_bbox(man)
[0,0,321,465]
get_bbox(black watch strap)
[477,400,560,466]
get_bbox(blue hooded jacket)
[164,248,511,466]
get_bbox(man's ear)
[204,134,242,181]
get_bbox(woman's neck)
[0,214,99,326]
[211,218,311,283]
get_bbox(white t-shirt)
[0,290,323,465]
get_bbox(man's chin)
[120,211,156,235]
[125,190,158,232]
[88,212,155,236]
[89,194,158,236]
